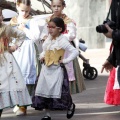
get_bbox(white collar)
[43,34,63,51]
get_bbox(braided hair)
[50,0,66,7]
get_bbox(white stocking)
[45,109,50,117]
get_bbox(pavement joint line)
[86,86,106,90]
[75,103,112,108]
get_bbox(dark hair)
[16,0,31,6]
[49,17,65,33]
[50,0,66,7]
[0,7,2,11]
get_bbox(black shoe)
[67,103,75,119]
[41,116,51,120]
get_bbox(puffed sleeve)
[23,18,41,42]
[60,36,79,64]
[40,22,49,40]
[39,37,49,59]
[6,25,26,47]
[64,22,76,41]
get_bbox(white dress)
[10,17,41,84]
[35,35,79,98]
[0,52,32,109]
[0,23,32,109]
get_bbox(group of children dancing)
[1,0,119,120]
[0,0,86,120]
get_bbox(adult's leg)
[0,109,3,117]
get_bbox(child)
[40,0,86,94]
[0,7,32,117]
[32,17,79,120]
[9,0,41,115]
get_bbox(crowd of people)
[1,0,120,120]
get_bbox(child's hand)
[59,56,63,63]
[41,35,48,43]
[9,45,18,53]
[43,35,48,40]
[59,59,63,63]
[18,23,25,31]
[40,57,45,63]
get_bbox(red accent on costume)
[62,24,69,34]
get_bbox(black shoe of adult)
[41,116,51,120]
[67,103,75,119]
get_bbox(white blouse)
[40,34,79,64]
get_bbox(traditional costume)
[32,34,79,110]
[40,14,86,94]
[10,16,41,96]
[0,23,32,110]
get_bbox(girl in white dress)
[32,17,79,120]
[9,0,41,115]
[40,0,86,94]
[0,7,32,118]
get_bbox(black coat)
[107,0,120,67]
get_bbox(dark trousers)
[0,110,3,117]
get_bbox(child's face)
[0,9,3,24]
[51,0,64,16]
[47,21,61,39]
[17,3,31,19]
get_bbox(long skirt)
[26,44,42,96]
[70,58,86,94]
[13,40,37,85]
[104,68,120,105]
[0,52,32,110]
[31,64,72,110]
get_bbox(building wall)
[64,0,109,48]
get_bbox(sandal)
[15,107,26,116]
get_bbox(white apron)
[13,40,37,84]
[35,64,64,98]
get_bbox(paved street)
[2,42,120,120]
